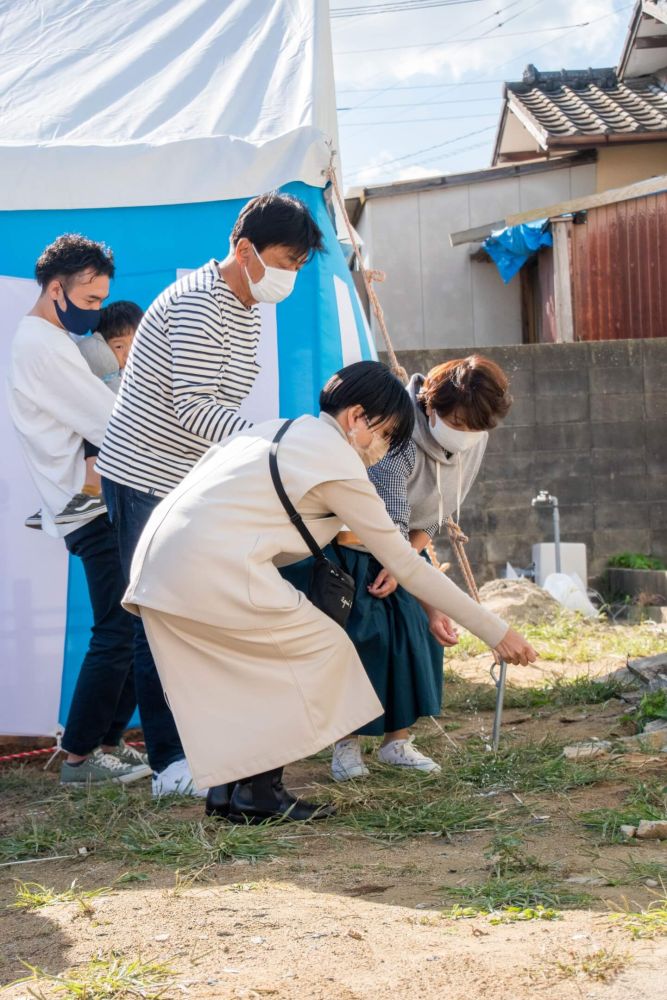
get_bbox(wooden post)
[551,217,574,343]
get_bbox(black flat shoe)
[227,769,336,824]
[205,782,237,819]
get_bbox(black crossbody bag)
[269,420,356,628]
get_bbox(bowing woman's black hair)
[319,361,414,451]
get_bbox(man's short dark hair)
[320,361,414,451]
[97,300,144,342]
[231,192,324,258]
[34,233,115,289]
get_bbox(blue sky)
[331,0,633,188]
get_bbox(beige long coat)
[124,414,507,788]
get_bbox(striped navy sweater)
[97,260,260,496]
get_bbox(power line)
[338,95,500,109]
[341,112,499,124]
[331,0,485,17]
[488,2,633,76]
[340,0,544,110]
[340,2,633,185]
[347,139,493,185]
[345,125,496,178]
[334,19,597,55]
[337,79,506,92]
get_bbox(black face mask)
[54,288,101,336]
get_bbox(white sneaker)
[152,757,207,798]
[331,738,370,782]
[377,737,441,773]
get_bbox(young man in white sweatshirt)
[7,234,151,787]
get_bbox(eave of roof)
[618,0,667,80]
[493,66,667,163]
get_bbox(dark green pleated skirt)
[280,546,444,735]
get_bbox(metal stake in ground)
[445,517,508,751]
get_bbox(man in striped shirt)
[98,192,324,796]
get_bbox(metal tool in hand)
[445,518,508,751]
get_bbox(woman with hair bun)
[316,355,514,781]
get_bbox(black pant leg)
[61,514,136,756]
[102,477,185,773]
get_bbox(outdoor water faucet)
[531,490,561,574]
[531,489,558,510]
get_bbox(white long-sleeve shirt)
[6,315,115,537]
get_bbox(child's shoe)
[53,493,107,525]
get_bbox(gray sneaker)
[54,493,107,525]
[25,509,43,530]
[60,748,150,786]
[108,740,151,778]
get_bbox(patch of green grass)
[551,947,628,982]
[118,816,291,867]
[323,762,504,841]
[484,832,547,877]
[0,781,291,870]
[444,671,630,714]
[0,766,55,802]
[338,789,497,840]
[488,904,560,924]
[455,613,666,663]
[611,896,667,938]
[442,903,560,923]
[11,879,112,913]
[8,952,175,999]
[445,875,590,911]
[580,781,667,843]
[633,690,667,729]
[0,817,71,862]
[452,737,610,794]
[601,857,667,887]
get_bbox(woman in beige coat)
[124,362,536,823]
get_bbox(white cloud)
[334,0,632,186]
[349,157,443,187]
[333,0,625,89]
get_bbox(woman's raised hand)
[493,627,538,666]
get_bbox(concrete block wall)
[386,339,667,585]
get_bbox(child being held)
[25,301,143,529]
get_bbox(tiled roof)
[507,65,667,140]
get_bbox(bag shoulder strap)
[269,420,326,562]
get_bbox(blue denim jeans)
[62,514,136,756]
[102,478,185,773]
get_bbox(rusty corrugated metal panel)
[570,189,667,340]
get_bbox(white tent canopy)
[0,0,339,210]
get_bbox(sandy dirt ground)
[1,653,666,999]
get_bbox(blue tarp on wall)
[483,219,553,283]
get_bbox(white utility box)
[532,543,588,588]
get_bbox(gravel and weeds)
[2,618,666,998]
[454,612,666,663]
[580,781,667,843]
[7,952,176,999]
[611,895,667,938]
[0,780,292,872]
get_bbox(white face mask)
[429,414,483,454]
[245,244,298,303]
[347,424,390,469]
